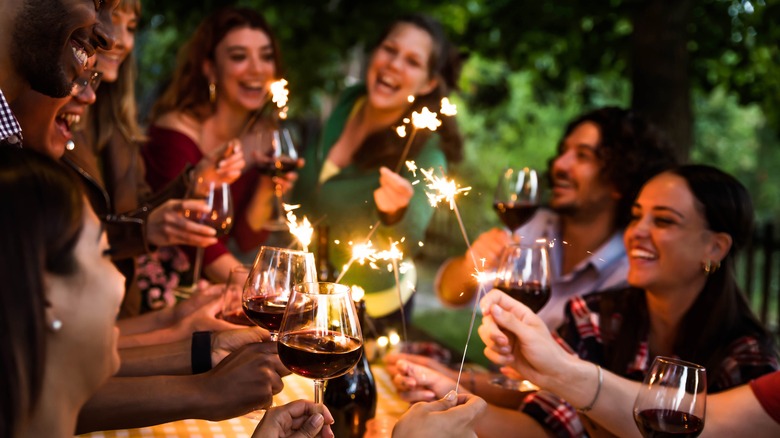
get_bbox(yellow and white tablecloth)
[81,365,408,438]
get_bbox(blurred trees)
[136,0,780,225]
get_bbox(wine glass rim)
[506,238,549,249]
[292,281,351,296]
[653,356,706,370]
[257,245,311,256]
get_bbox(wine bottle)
[323,299,377,438]
[316,225,338,282]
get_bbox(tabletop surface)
[80,364,408,438]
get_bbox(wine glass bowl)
[633,356,706,438]
[278,282,363,403]
[258,126,298,231]
[493,241,552,313]
[493,167,540,233]
[242,246,316,340]
[219,264,253,325]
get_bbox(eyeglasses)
[70,70,103,97]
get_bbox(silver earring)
[51,319,62,331]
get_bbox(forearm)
[118,324,192,348]
[76,375,211,433]
[436,256,479,306]
[244,176,274,230]
[117,307,177,336]
[475,404,554,438]
[118,339,191,376]
[204,252,239,284]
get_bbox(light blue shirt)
[515,209,629,330]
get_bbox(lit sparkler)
[284,203,313,252]
[269,79,290,119]
[440,97,457,116]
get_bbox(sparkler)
[284,203,313,252]
[269,79,290,119]
[393,106,442,173]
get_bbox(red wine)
[257,157,297,176]
[185,209,233,237]
[243,297,286,332]
[219,309,254,326]
[278,330,362,379]
[634,409,704,438]
[493,202,539,232]
[495,281,550,313]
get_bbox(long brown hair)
[352,14,464,169]
[150,7,281,123]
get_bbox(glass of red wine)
[257,126,298,231]
[242,246,316,341]
[490,240,551,391]
[278,282,363,404]
[182,178,233,294]
[494,167,540,239]
[219,264,253,326]
[633,356,706,438]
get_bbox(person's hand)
[477,289,574,387]
[145,199,219,247]
[374,166,414,216]
[172,283,245,335]
[466,228,513,272]
[211,327,271,366]
[253,400,335,438]
[385,352,457,380]
[388,357,461,403]
[193,139,245,185]
[392,391,486,438]
[199,342,290,419]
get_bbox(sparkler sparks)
[411,107,442,131]
[420,168,472,210]
[270,79,290,119]
[440,97,457,116]
[284,203,313,252]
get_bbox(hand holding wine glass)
[490,240,551,391]
[278,282,363,404]
[257,126,299,231]
[242,246,316,341]
[633,357,706,438]
[219,264,253,326]
[183,177,234,290]
[494,167,540,238]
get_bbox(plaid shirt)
[0,89,22,147]
[520,289,779,438]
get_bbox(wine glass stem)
[314,379,325,404]
[192,246,204,286]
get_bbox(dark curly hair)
[551,107,678,229]
[352,14,465,169]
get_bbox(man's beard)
[11,0,73,98]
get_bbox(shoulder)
[152,111,200,143]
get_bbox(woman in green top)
[293,14,463,325]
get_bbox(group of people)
[2,1,779,438]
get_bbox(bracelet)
[577,364,603,413]
[191,331,213,374]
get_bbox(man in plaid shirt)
[0,0,118,146]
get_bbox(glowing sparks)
[405,160,418,177]
[411,107,442,131]
[284,204,313,252]
[440,97,457,116]
[270,79,290,119]
[351,285,365,302]
[420,168,472,210]
[395,125,407,138]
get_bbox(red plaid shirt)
[520,289,779,438]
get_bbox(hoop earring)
[209,82,216,103]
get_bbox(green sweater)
[293,85,447,314]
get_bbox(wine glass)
[182,178,233,292]
[633,356,706,438]
[219,264,253,326]
[257,126,298,231]
[242,246,316,341]
[490,240,551,391]
[278,282,363,404]
[494,167,540,239]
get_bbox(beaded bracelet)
[577,364,603,413]
[191,331,213,374]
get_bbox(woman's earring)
[209,82,217,103]
[51,319,62,332]
[702,260,720,275]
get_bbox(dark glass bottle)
[316,225,338,282]
[323,299,377,438]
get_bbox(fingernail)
[444,390,457,402]
[492,305,503,318]
[310,413,324,427]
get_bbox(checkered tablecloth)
[81,365,408,437]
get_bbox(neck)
[559,207,617,274]
[203,101,250,153]
[644,278,706,357]
[360,101,407,134]
[21,361,86,438]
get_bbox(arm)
[77,342,289,433]
[436,227,513,306]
